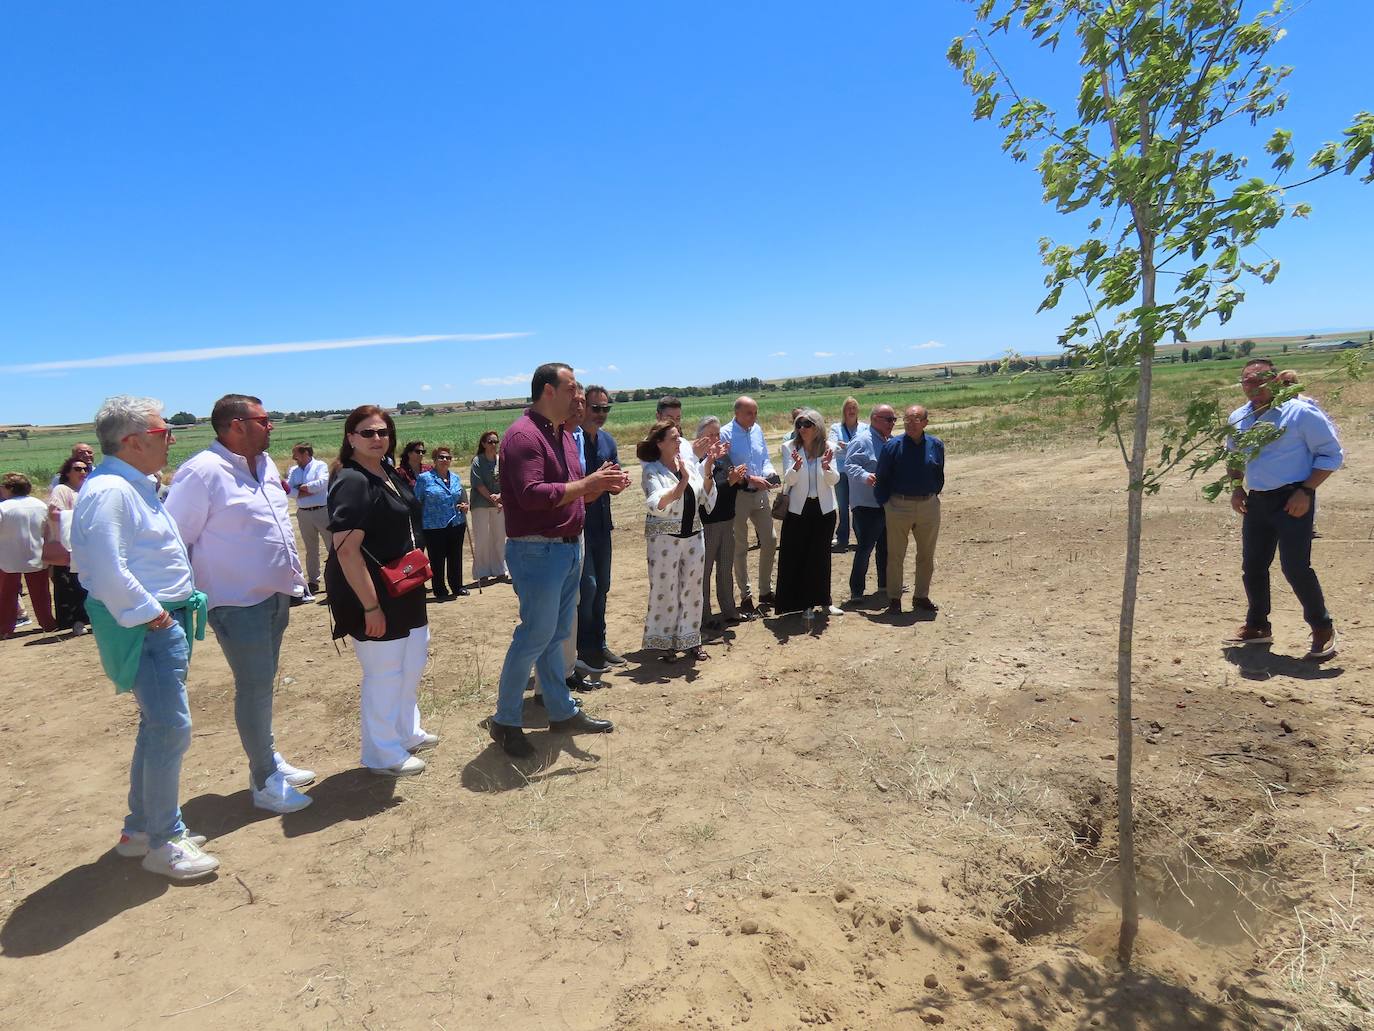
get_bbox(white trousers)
[643,533,705,651]
[353,625,430,769]
[470,508,507,579]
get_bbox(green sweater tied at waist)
[86,592,209,694]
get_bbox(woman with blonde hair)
[469,430,507,582]
[637,420,723,662]
[775,408,843,624]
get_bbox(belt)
[891,492,934,500]
[1249,482,1301,495]
[511,534,579,544]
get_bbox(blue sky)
[3,1,1370,424]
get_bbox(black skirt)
[775,497,837,612]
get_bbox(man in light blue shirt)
[843,404,896,601]
[286,442,331,596]
[720,395,778,612]
[71,395,219,881]
[827,397,866,551]
[1224,358,1344,659]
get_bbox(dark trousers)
[775,498,837,613]
[424,524,466,596]
[849,505,888,598]
[1242,488,1331,630]
[578,531,612,656]
[52,565,88,629]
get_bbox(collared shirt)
[583,427,619,538]
[875,432,945,505]
[843,427,888,509]
[164,441,305,609]
[71,455,194,628]
[1227,398,1344,492]
[414,469,467,529]
[720,419,777,483]
[500,408,585,539]
[286,457,331,509]
[828,420,867,471]
[0,496,50,573]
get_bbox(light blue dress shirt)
[827,419,867,472]
[843,427,885,509]
[414,469,468,529]
[71,456,195,628]
[720,419,777,479]
[1227,398,1344,491]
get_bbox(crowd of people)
[0,354,1344,882]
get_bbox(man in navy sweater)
[577,385,626,672]
[875,405,945,615]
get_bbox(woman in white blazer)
[775,408,844,623]
[637,420,724,662]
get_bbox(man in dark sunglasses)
[165,393,315,815]
[576,385,627,675]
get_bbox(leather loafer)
[886,601,902,615]
[489,722,535,758]
[913,597,939,613]
[548,711,614,734]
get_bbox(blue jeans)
[208,593,289,789]
[494,539,581,727]
[849,505,888,598]
[125,621,192,849]
[834,474,851,549]
[577,532,613,657]
[1242,488,1331,630]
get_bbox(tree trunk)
[1116,263,1155,967]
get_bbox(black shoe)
[308,581,320,595]
[566,674,590,692]
[548,710,614,734]
[759,592,776,609]
[739,598,757,615]
[576,652,609,674]
[600,648,628,666]
[433,591,454,601]
[886,601,902,616]
[489,722,535,758]
[455,587,471,597]
[913,597,939,613]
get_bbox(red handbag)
[359,472,432,597]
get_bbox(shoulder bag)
[361,471,432,597]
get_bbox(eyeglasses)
[1238,375,1272,387]
[874,414,896,422]
[129,426,172,439]
[590,404,612,413]
[354,428,390,439]
[235,416,273,428]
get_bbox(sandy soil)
[1,427,1371,1031]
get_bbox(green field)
[2,348,1364,490]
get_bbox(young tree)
[951,0,1371,966]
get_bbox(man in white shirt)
[719,396,779,614]
[286,442,330,598]
[0,473,58,636]
[164,393,314,815]
[71,395,219,880]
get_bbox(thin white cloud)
[883,347,894,354]
[0,332,530,375]
[604,364,620,373]
[814,351,835,358]
[574,367,588,377]
[476,374,527,387]
[442,383,453,390]
[769,351,787,357]
[420,384,432,392]
[910,340,944,350]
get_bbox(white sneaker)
[826,605,844,616]
[369,755,426,777]
[274,751,316,787]
[116,830,207,857]
[251,770,313,813]
[141,835,219,880]
[72,622,89,636]
[408,731,440,753]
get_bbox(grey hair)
[695,414,720,437]
[95,395,163,455]
[795,407,828,458]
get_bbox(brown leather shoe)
[1222,624,1273,646]
[1305,626,1337,661]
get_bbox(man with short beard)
[577,385,626,673]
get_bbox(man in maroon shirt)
[489,362,631,758]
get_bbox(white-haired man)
[72,396,218,880]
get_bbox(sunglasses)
[434,454,452,461]
[354,428,390,439]
[874,414,897,422]
[70,465,89,472]
[795,419,814,429]
[1239,375,1272,386]
[235,416,273,428]
[590,404,612,413]
[129,426,172,439]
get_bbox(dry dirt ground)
[1,425,1371,1031]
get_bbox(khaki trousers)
[731,489,776,601]
[295,505,332,584]
[883,494,941,600]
